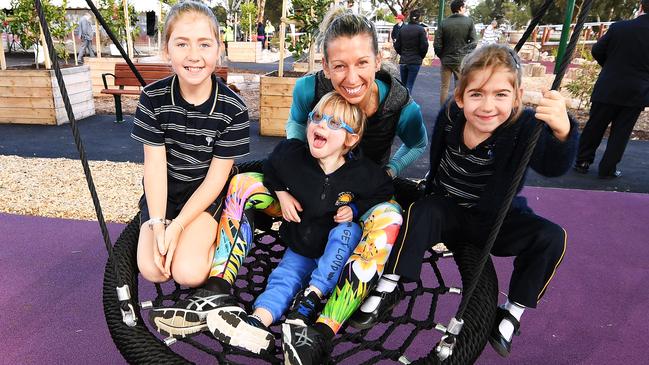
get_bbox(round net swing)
[32,0,594,361]
[103,162,499,365]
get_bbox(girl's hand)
[535,89,570,141]
[152,225,168,276]
[334,206,353,223]
[276,191,302,222]
[163,221,183,277]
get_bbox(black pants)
[385,196,566,308]
[577,101,643,175]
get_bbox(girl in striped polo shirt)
[131,1,249,296]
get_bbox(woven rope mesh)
[104,161,498,364]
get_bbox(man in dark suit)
[394,9,429,93]
[433,0,477,106]
[575,0,649,178]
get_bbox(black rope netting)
[103,163,499,365]
[34,0,593,360]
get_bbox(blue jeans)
[254,222,361,322]
[399,64,421,94]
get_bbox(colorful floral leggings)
[209,172,403,333]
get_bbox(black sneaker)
[348,282,404,330]
[285,289,323,326]
[282,322,330,365]
[207,310,275,354]
[489,307,521,357]
[148,288,243,339]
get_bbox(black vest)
[313,69,411,166]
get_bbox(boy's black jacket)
[264,139,394,258]
[425,101,578,241]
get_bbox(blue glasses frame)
[308,111,356,134]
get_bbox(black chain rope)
[514,0,556,53]
[455,0,594,330]
[33,0,123,286]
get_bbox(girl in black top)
[371,44,578,358]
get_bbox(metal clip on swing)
[435,317,464,361]
[116,285,138,327]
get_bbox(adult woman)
[280,7,427,364]
[147,8,427,360]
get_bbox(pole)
[123,0,134,59]
[158,1,162,53]
[437,0,446,31]
[249,13,252,42]
[278,0,287,76]
[234,12,238,42]
[554,0,576,74]
[0,31,6,70]
[93,0,101,58]
[71,28,78,66]
[38,20,52,69]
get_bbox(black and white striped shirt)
[433,121,496,208]
[131,74,249,182]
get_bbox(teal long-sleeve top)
[285,74,427,177]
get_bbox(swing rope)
[436,0,595,360]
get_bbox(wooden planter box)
[0,65,95,125]
[227,41,263,63]
[85,56,141,96]
[259,71,304,136]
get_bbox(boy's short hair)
[312,92,366,148]
[450,0,465,13]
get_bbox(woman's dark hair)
[318,7,378,61]
[409,9,422,23]
[450,0,465,13]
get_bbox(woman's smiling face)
[322,34,381,106]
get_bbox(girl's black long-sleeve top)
[263,139,394,258]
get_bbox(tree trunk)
[257,0,266,22]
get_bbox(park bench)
[101,63,228,123]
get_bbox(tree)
[1,0,72,61]
[514,0,638,24]
[378,0,423,18]
[240,1,257,41]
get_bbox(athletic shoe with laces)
[281,322,330,365]
[285,289,323,326]
[148,287,243,339]
[207,310,275,354]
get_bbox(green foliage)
[3,0,72,60]
[514,0,637,24]
[375,8,396,23]
[565,55,600,110]
[240,1,258,40]
[473,0,531,28]
[97,0,139,46]
[286,0,331,60]
[211,5,228,25]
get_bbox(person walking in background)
[223,23,234,56]
[391,14,405,42]
[394,9,429,93]
[481,19,500,45]
[434,0,477,106]
[76,13,95,63]
[256,21,266,49]
[574,0,649,179]
[265,20,275,50]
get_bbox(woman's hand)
[334,205,353,223]
[535,89,570,141]
[162,221,183,277]
[276,191,302,222]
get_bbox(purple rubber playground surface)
[1,186,648,364]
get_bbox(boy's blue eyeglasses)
[308,111,356,134]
